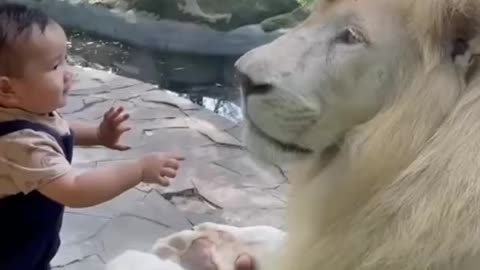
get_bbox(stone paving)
[51,66,288,269]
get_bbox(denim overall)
[0,120,74,270]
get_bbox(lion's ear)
[448,34,480,84]
[406,0,480,66]
[463,35,480,83]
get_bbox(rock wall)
[124,0,300,31]
[8,0,286,56]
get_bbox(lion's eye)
[336,28,364,44]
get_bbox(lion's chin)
[243,121,313,166]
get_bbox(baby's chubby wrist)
[135,157,146,182]
[95,124,120,148]
[95,125,105,146]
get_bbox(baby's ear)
[0,76,24,107]
[0,76,14,99]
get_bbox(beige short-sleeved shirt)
[0,107,73,198]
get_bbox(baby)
[0,3,183,270]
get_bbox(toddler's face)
[8,22,73,114]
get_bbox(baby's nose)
[63,68,74,91]
[64,69,73,83]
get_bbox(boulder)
[97,0,301,31]
[260,5,310,32]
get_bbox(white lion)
[107,0,480,269]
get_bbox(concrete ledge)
[8,0,282,56]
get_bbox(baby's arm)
[38,153,181,208]
[0,130,183,208]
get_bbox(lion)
[106,0,480,269]
[235,0,480,269]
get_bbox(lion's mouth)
[246,116,313,154]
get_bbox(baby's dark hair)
[0,3,52,76]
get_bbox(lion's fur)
[250,0,480,270]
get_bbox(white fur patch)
[105,250,184,270]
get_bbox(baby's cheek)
[38,75,60,95]
[49,70,65,88]
[179,238,217,270]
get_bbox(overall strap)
[0,119,67,154]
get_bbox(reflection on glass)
[66,29,243,124]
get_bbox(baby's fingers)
[164,159,181,170]
[160,168,177,178]
[156,175,170,187]
[112,144,131,151]
[110,106,124,118]
[104,107,124,121]
[174,156,186,161]
[112,111,130,127]
[103,107,115,120]
[164,154,186,161]
[117,126,132,133]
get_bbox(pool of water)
[66,29,244,123]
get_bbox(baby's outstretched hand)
[98,106,131,151]
[140,153,185,186]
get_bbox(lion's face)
[235,0,415,164]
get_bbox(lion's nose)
[235,69,273,97]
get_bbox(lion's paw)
[151,228,221,270]
[107,223,285,270]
